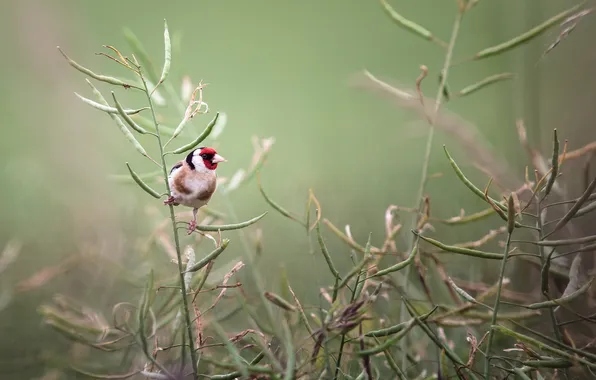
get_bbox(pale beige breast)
[184,170,217,201]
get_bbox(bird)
[164,146,226,234]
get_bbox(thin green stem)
[536,199,568,379]
[484,232,512,378]
[162,62,280,369]
[333,271,362,380]
[140,75,199,380]
[400,7,464,368]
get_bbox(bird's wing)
[169,161,184,176]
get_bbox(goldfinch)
[164,147,226,234]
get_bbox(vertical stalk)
[400,7,464,367]
[333,271,363,380]
[155,79,278,333]
[536,199,568,379]
[483,232,512,378]
[141,75,199,380]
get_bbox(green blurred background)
[1,0,594,378]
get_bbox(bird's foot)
[187,219,197,235]
[163,195,177,206]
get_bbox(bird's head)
[186,147,226,172]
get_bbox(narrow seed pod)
[403,301,464,366]
[444,146,507,212]
[112,92,150,134]
[85,80,150,159]
[323,219,368,253]
[257,173,304,226]
[546,175,596,238]
[365,320,409,338]
[379,0,433,41]
[137,270,154,360]
[473,4,581,60]
[75,93,148,115]
[315,222,340,279]
[456,73,514,97]
[170,112,219,154]
[541,249,554,295]
[264,292,296,312]
[183,239,230,273]
[365,307,433,337]
[522,359,572,369]
[507,193,515,233]
[492,325,596,370]
[126,163,161,198]
[357,319,415,356]
[542,129,559,198]
[534,234,596,246]
[155,19,171,89]
[441,206,497,225]
[196,212,267,232]
[447,277,477,303]
[58,47,141,90]
[526,277,593,309]
[414,231,504,260]
[368,244,417,278]
[139,269,155,319]
[574,199,596,219]
[167,118,188,143]
[336,254,373,290]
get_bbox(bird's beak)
[212,154,227,163]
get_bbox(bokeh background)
[1,0,595,378]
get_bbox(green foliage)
[35,2,596,380]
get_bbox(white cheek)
[192,157,212,173]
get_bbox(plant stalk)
[400,7,464,368]
[483,232,512,378]
[536,198,568,379]
[141,75,199,380]
[333,271,363,380]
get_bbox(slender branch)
[140,74,199,380]
[165,78,280,339]
[484,232,512,378]
[400,7,464,367]
[333,270,363,380]
[536,198,568,379]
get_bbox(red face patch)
[199,147,219,170]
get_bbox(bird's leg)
[163,195,178,206]
[187,207,198,234]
